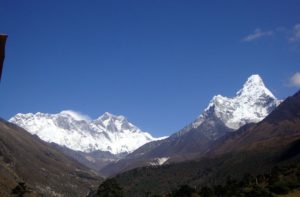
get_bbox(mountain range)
[9,111,168,173]
[10,74,281,177]
[100,74,281,176]
[10,111,165,155]
[110,89,300,197]
[3,74,300,196]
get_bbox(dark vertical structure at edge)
[0,35,8,82]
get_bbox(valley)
[1,3,300,195]
[3,74,300,196]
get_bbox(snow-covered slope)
[9,111,166,154]
[185,74,281,138]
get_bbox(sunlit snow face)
[190,74,280,130]
[9,111,167,155]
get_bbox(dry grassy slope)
[0,119,103,197]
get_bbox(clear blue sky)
[0,0,300,137]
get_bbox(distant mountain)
[182,74,280,133]
[102,74,280,176]
[110,89,300,197]
[10,111,166,155]
[0,118,102,197]
[208,89,300,155]
[50,143,123,172]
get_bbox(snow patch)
[148,157,169,166]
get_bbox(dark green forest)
[91,164,300,197]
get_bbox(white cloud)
[243,28,273,42]
[60,110,91,122]
[289,23,300,42]
[290,72,300,87]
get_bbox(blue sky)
[0,0,300,137]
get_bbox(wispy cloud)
[61,110,91,122]
[289,24,300,43]
[242,28,273,42]
[290,72,300,87]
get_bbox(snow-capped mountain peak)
[236,74,276,99]
[97,112,128,126]
[92,112,138,133]
[190,74,280,133]
[99,112,126,121]
[9,111,166,154]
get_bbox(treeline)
[169,163,300,197]
[90,164,300,197]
